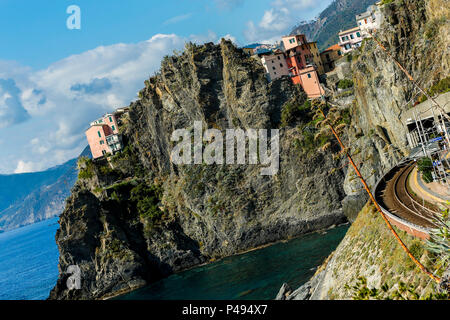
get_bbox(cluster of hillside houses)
[243,3,381,98]
[86,4,381,160]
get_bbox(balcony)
[105,134,123,153]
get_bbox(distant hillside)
[0,147,91,232]
[291,0,378,51]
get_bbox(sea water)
[0,217,348,300]
[118,224,349,300]
[0,217,60,300]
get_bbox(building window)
[350,34,354,39]
[277,56,281,60]
[280,63,283,67]
[112,125,115,131]
[356,32,361,37]
[98,131,101,138]
[365,18,367,24]
[341,37,345,42]
[272,66,276,70]
[338,50,342,56]
[307,73,311,78]
[100,140,104,145]
[359,22,362,25]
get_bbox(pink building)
[86,113,123,159]
[281,34,308,51]
[297,66,325,99]
[90,113,119,134]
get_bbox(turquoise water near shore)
[118,224,349,300]
[0,217,348,300]
[0,217,60,300]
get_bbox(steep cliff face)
[352,0,449,154]
[50,40,347,299]
[280,0,449,299]
[342,0,449,219]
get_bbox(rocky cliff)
[279,0,450,299]
[49,40,348,299]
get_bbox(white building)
[260,50,290,81]
[356,5,382,37]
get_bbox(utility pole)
[414,110,428,158]
[414,109,441,184]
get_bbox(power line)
[314,98,441,284]
[370,32,450,147]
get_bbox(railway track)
[379,161,439,229]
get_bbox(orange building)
[281,34,324,98]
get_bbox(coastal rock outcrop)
[50,40,348,299]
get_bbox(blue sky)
[0,0,332,173]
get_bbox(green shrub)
[130,183,164,224]
[417,157,433,183]
[99,165,115,175]
[339,107,352,125]
[418,77,450,103]
[347,276,448,300]
[108,181,134,203]
[338,79,354,90]
[425,17,446,40]
[78,157,94,180]
[281,100,312,127]
[428,77,450,97]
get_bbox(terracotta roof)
[322,44,341,53]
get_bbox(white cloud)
[0,32,220,173]
[163,13,193,25]
[14,160,40,174]
[221,34,239,45]
[244,0,330,43]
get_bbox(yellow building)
[320,44,343,73]
[306,42,324,75]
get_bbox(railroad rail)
[374,161,441,239]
